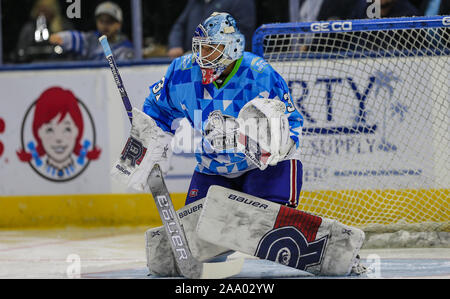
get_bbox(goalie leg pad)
[196,186,365,276]
[145,198,229,277]
[145,226,179,277]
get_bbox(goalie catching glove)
[111,107,173,191]
[236,97,296,170]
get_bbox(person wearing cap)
[167,0,256,59]
[49,1,134,61]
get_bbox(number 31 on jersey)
[283,93,296,113]
[152,77,166,101]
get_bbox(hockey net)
[253,16,449,246]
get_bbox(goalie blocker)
[146,186,365,276]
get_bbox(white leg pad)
[196,186,365,276]
[145,226,179,276]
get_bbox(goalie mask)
[192,12,245,84]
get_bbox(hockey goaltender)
[110,12,366,278]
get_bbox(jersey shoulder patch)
[180,54,195,70]
[250,56,269,73]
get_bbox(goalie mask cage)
[252,16,449,244]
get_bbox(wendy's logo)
[17,87,101,182]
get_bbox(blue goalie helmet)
[192,12,245,83]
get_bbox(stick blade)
[147,164,243,279]
[147,165,202,278]
[201,258,244,279]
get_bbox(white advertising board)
[274,56,448,191]
[0,64,197,196]
[0,55,447,197]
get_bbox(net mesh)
[257,18,449,233]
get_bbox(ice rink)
[0,226,449,279]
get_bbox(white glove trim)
[111,107,173,192]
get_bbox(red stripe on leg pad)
[274,206,322,242]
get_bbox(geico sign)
[310,21,352,32]
[443,17,450,26]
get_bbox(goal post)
[252,16,449,238]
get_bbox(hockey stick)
[148,164,244,279]
[99,35,133,124]
[99,35,244,279]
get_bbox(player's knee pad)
[196,186,365,276]
[145,198,229,277]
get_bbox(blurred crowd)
[2,0,449,64]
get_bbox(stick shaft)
[148,164,202,278]
[99,35,133,124]
[148,164,244,279]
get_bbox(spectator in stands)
[350,0,420,19]
[49,1,134,61]
[297,0,421,54]
[420,0,450,15]
[167,0,256,58]
[295,0,363,22]
[379,0,420,17]
[290,0,364,53]
[419,0,449,49]
[15,0,75,62]
[347,0,424,53]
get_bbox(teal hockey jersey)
[143,51,303,176]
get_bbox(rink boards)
[0,60,448,228]
[0,189,447,229]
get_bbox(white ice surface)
[0,227,449,279]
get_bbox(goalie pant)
[146,186,365,276]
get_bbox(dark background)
[0,0,444,63]
[0,0,290,63]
